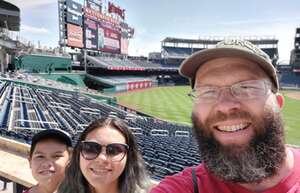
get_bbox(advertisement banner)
[83,18,98,50]
[293,68,300,73]
[98,22,121,53]
[84,7,119,26]
[108,2,124,19]
[67,23,83,48]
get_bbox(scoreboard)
[58,0,134,55]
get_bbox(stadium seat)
[0,81,202,180]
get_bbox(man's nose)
[214,88,241,114]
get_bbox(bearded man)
[150,39,300,193]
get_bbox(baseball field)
[116,86,300,146]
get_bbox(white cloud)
[21,24,49,34]
[128,34,162,57]
[128,27,157,56]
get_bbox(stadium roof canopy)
[162,37,278,45]
[0,0,20,31]
[162,37,219,44]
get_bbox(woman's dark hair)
[57,117,149,193]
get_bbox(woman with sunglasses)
[57,117,151,193]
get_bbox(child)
[23,129,72,193]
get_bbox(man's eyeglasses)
[80,141,129,162]
[188,79,272,104]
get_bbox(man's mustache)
[205,111,253,127]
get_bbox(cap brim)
[179,47,273,81]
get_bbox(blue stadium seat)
[0,81,202,180]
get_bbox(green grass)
[117,86,193,125]
[116,86,300,146]
[281,92,300,145]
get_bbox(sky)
[6,0,300,63]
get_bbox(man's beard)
[191,108,286,183]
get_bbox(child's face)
[29,139,70,188]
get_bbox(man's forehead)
[195,57,268,82]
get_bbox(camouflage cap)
[179,39,278,91]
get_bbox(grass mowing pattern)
[117,86,193,124]
[116,86,300,146]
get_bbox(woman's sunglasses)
[80,141,129,162]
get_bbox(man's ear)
[276,93,284,109]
